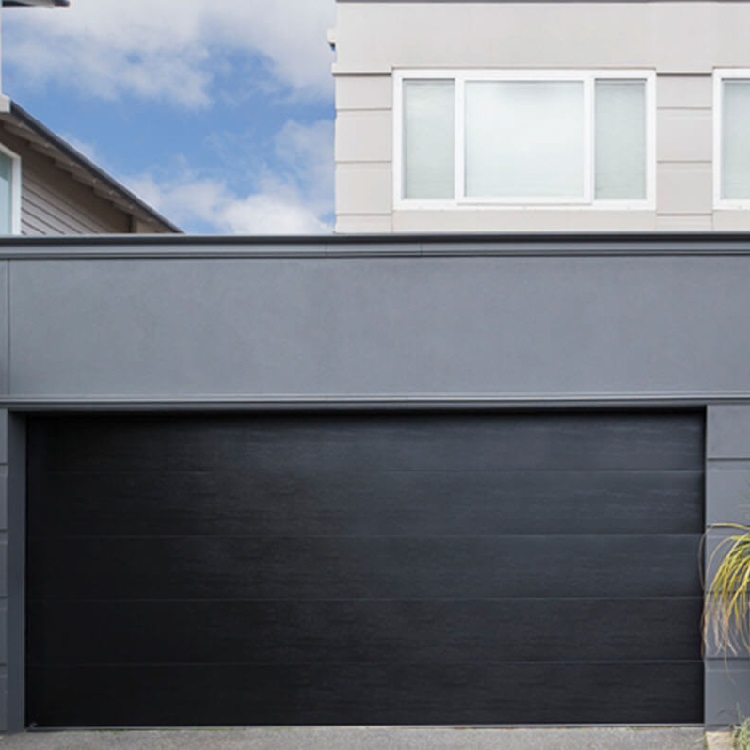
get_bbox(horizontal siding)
[658,74,712,110]
[655,75,713,231]
[336,214,392,232]
[336,75,392,111]
[22,165,129,236]
[24,180,110,235]
[713,211,750,230]
[335,76,393,230]
[0,122,133,236]
[336,162,392,214]
[657,162,712,215]
[657,107,712,163]
[336,110,392,163]
[656,214,713,231]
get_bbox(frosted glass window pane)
[0,153,12,234]
[465,81,585,199]
[404,80,455,199]
[595,80,646,200]
[723,80,750,200]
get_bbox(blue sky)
[2,0,336,233]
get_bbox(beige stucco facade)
[333,1,750,233]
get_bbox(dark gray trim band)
[1,231,750,246]
[3,233,750,259]
[0,395,740,411]
[337,0,745,3]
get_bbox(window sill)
[394,201,655,212]
[714,203,750,211]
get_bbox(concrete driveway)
[0,728,709,749]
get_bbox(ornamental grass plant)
[734,717,750,750]
[704,524,750,655]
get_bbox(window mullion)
[585,75,595,203]
[646,73,656,206]
[455,76,465,201]
[393,74,404,205]
[714,73,723,205]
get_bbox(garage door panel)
[28,469,703,538]
[27,419,220,475]
[28,598,702,666]
[29,535,701,602]
[28,413,703,475]
[207,414,703,472]
[26,411,704,727]
[27,661,703,727]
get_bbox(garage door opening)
[25,410,705,727]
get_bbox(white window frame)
[713,69,750,210]
[0,143,22,234]
[393,69,656,211]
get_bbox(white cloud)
[61,133,99,163]
[132,174,331,235]
[3,0,336,106]
[221,193,330,235]
[271,118,334,212]
[129,119,334,234]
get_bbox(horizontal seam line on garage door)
[25,596,705,603]
[25,532,705,538]
[33,469,706,474]
[26,660,707,668]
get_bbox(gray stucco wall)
[705,406,750,726]
[3,233,750,729]
[6,237,750,404]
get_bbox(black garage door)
[26,411,704,727]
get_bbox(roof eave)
[2,1,70,8]
[2,101,181,233]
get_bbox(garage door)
[26,411,704,727]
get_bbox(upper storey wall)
[334,2,748,74]
[333,1,750,233]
